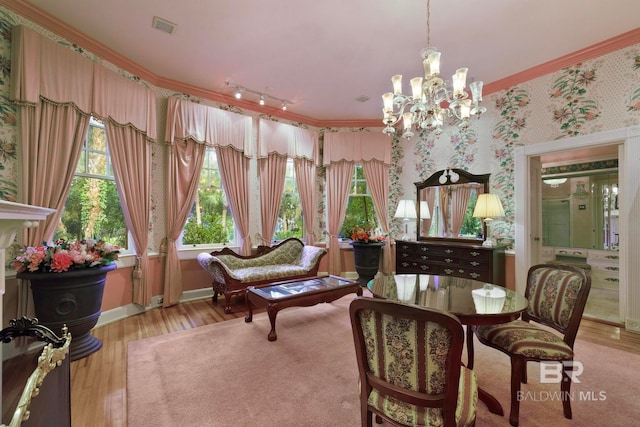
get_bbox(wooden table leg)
[244,293,254,323]
[267,304,279,341]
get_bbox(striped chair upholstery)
[350,297,477,427]
[475,264,591,426]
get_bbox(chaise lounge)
[197,237,327,313]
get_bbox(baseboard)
[95,287,215,328]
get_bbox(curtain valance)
[9,25,157,139]
[165,97,253,156]
[323,130,391,165]
[258,120,319,162]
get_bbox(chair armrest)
[298,246,327,271]
[197,253,240,281]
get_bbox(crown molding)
[484,28,640,96]
[1,1,638,128]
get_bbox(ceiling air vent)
[355,95,370,103]
[152,16,177,34]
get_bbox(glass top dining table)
[368,273,528,326]
[368,273,529,416]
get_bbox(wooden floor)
[70,296,640,427]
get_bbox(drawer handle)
[401,262,409,267]
[605,255,619,260]
[469,272,480,278]
[400,245,408,250]
[445,258,454,263]
[605,278,620,283]
[470,251,480,257]
[420,255,429,260]
[444,269,454,274]
[420,247,428,252]
[401,253,409,258]
[605,267,619,271]
[470,261,480,266]
[445,249,454,254]
[420,265,429,270]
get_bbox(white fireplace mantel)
[0,200,56,324]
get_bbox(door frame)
[514,126,640,331]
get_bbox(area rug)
[127,295,639,426]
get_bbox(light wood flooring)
[70,296,640,427]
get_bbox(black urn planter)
[350,241,385,287]
[17,263,116,361]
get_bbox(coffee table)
[244,275,362,341]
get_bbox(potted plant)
[12,239,120,361]
[350,227,387,286]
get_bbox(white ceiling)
[20,0,640,123]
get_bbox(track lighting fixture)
[225,82,292,111]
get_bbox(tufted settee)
[197,237,327,313]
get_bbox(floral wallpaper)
[0,10,17,202]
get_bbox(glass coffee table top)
[250,275,358,301]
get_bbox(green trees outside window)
[56,119,127,247]
[340,165,378,238]
[274,159,302,241]
[182,148,235,246]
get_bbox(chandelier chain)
[426,0,431,48]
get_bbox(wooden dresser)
[395,240,506,286]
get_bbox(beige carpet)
[127,295,639,426]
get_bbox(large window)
[274,159,303,241]
[181,147,235,246]
[56,118,128,248]
[340,165,378,238]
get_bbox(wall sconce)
[394,199,417,240]
[543,177,567,188]
[472,193,505,247]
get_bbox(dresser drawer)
[439,266,492,282]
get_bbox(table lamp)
[472,193,505,247]
[394,199,417,240]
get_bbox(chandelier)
[382,0,485,139]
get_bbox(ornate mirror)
[415,168,490,243]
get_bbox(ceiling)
[11,0,640,123]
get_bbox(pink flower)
[50,251,75,272]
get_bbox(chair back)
[349,297,465,426]
[524,263,591,347]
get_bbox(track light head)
[259,94,265,106]
[281,101,287,111]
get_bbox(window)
[181,147,235,246]
[274,159,303,241]
[340,165,378,238]
[56,118,128,248]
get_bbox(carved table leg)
[244,293,254,323]
[267,304,279,341]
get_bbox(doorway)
[514,127,640,331]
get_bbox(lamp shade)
[394,199,417,219]
[419,200,431,219]
[473,193,505,219]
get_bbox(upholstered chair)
[349,297,477,427]
[474,264,591,426]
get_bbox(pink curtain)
[15,102,90,316]
[258,153,288,244]
[450,185,474,237]
[420,188,436,237]
[217,145,252,255]
[326,161,355,275]
[323,131,391,275]
[362,160,392,274]
[294,158,317,245]
[106,122,153,306]
[162,140,206,307]
[440,188,451,237]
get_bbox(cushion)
[368,366,477,427]
[476,320,574,360]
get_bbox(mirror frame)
[415,168,491,243]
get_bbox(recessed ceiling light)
[355,95,370,103]
[152,16,177,34]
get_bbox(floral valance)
[257,120,319,163]
[9,25,157,139]
[323,130,391,165]
[165,97,253,156]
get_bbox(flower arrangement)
[350,227,387,244]
[12,239,120,274]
